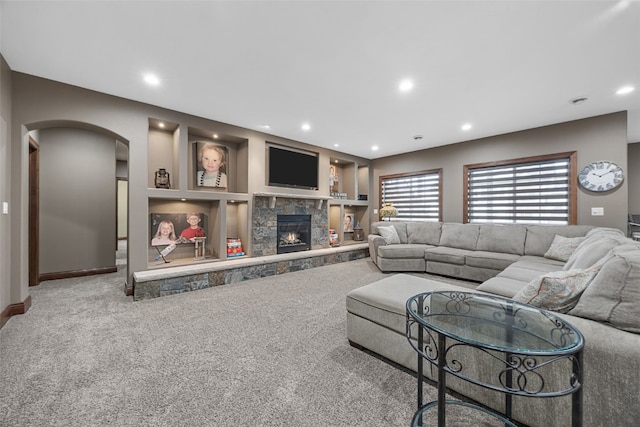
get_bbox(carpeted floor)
[1,257,494,427]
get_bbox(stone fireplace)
[252,195,329,257]
[277,214,311,254]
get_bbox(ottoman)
[346,273,471,377]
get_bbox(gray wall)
[371,112,629,232]
[628,142,640,215]
[0,53,12,313]
[8,71,367,303]
[38,127,116,274]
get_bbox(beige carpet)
[1,258,497,427]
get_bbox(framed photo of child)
[194,141,228,189]
[343,213,354,232]
[150,213,208,246]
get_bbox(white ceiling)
[1,0,639,159]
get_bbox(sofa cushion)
[372,222,408,243]
[439,223,480,250]
[563,232,626,270]
[491,263,560,284]
[465,251,521,270]
[519,255,566,267]
[476,276,530,298]
[512,266,600,313]
[523,225,593,256]
[425,246,470,265]
[543,235,585,262]
[476,225,527,255]
[378,225,401,244]
[378,244,430,259]
[569,245,640,333]
[407,222,442,245]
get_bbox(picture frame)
[194,141,228,189]
[343,212,354,232]
[150,212,208,246]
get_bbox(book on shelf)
[226,237,245,257]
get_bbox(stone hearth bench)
[346,272,640,427]
[133,243,368,300]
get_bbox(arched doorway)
[27,121,129,284]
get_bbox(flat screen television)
[268,146,318,190]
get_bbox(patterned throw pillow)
[544,235,585,262]
[378,225,401,244]
[512,267,599,313]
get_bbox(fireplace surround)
[252,195,329,257]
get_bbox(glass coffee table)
[406,291,584,427]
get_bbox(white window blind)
[466,157,571,224]
[381,171,441,222]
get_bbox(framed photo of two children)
[194,141,228,189]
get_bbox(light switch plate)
[2,202,7,214]
[373,209,378,214]
[591,207,604,216]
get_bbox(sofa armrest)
[368,234,386,265]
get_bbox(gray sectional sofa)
[349,221,640,426]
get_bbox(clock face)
[578,161,624,192]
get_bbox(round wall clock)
[578,161,624,192]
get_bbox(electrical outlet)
[591,207,604,216]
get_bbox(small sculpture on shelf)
[193,237,206,260]
[329,229,339,247]
[154,168,171,189]
[353,222,364,241]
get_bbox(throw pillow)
[569,246,640,333]
[512,267,599,313]
[378,225,401,245]
[544,235,585,262]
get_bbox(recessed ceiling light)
[180,198,186,202]
[461,123,472,131]
[143,73,160,86]
[372,145,379,151]
[213,134,218,139]
[616,85,635,95]
[334,143,339,147]
[158,122,165,128]
[301,123,311,131]
[334,159,339,163]
[261,124,271,129]
[399,79,414,92]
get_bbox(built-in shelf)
[145,120,371,274]
[329,199,369,206]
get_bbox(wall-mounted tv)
[268,145,319,190]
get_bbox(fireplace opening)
[277,214,311,254]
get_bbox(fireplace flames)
[280,232,301,246]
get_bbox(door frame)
[28,136,39,286]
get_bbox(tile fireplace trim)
[132,243,369,301]
[254,192,331,209]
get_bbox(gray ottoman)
[346,273,471,376]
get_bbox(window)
[464,152,577,225]
[380,169,442,222]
